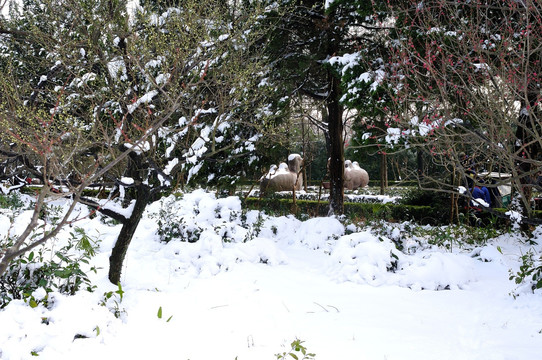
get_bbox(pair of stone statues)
[260,155,369,194]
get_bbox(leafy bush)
[510,249,542,293]
[150,195,206,243]
[0,192,25,210]
[400,188,451,223]
[243,197,436,224]
[0,227,98,308]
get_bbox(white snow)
[107,57,127,81]
[96,198,136,220]
[0,189,541,359]
[262,162,290,180]
[38,75,47,85]
[386,127,402,144]
[287,153,302,162]
[126,90,158,114]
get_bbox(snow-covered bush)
[150,190,262,244]
[327,231,401,286]
[0,227,98,308]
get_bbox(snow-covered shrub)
[295,217,345,250]
[0,227,98,308]
[151,194,203,243]
[374,220,503,253]
[327,231,402,286]
[149,190,264,244]
[326,221,481,290]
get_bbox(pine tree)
[262,0,368,214]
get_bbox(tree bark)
[380,152,388,195]
[514,95,542,220]
[417,150,424,180]
[108,183,152,284]
[450,169,458,224]
[327,74,344,216]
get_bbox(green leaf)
[55,252,70,262]
[166,315,173,322]
[28,251,34,262]
[29,299,38,308]
[53,269,71,278]
[94,326,100,336]
[157,306,163,319]
[289,354,298,360]
[116,283,124,301]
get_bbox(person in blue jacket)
[471,184,491,207]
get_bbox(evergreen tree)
[262,0,367,214]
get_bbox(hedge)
[242,197,444,224]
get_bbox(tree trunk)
[108,183,152,284]
[514,96,541,220]
[327,74,344,216]
[301,115,308,192]
[380,152,388,195]
[417,150,424,181]
[450,169,458,224]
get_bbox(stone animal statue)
[260,154,303,195]
[344,160,369,190]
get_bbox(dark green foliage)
[400,187,449,207]
[510,250,542,292]
[306,139,329,181]
[243,197,437,224]
[0,228,98,308]
[399,188,451,223]
[0,193,25,210]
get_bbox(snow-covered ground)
[1,189,542,359]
